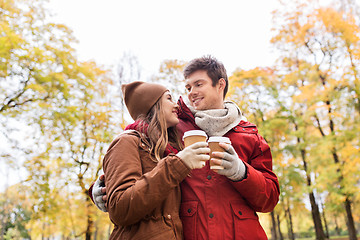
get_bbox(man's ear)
[218,78,226,91]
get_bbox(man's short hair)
[184,55,228,98]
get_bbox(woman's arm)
[104,134,190,226]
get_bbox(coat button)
[187,208,192,213]
[238,211,242,215]
[209,213,214,218]
[207,175,212,180]
[167,214,171,219]
[252,129,256,131]
[242,128,245,131]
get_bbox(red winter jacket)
[176,97,280,240]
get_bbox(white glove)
[214,143,246,181]
[92,175,107,212]
[176,142,210,169]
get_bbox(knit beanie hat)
[121,81,168,120]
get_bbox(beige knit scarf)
[185,99,247,137]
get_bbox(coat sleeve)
[103,134,190,226]
[231,134,280,213]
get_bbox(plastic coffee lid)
[182,130,208,140]
[208,136,231,144]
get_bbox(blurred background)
[0,0,359,239]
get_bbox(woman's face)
[161,91,179,128]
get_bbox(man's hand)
[92,174,108,212]
[210,142,246,181]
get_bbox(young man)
[91,56,280,239]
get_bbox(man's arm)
[231,134,280,212]
[211,136,280,213]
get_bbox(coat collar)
[177,96,257,132]
[177,96,196,124]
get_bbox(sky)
[47,0,280,78]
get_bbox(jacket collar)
[124,119,179,155]
[177,96,255,130]
[125,119,148,134]
[177,96,196,123]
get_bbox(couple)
[89,56,280,239]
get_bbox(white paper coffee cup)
[183,130,208,148]
[208,136,231,170]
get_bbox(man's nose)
[189,87,196,96]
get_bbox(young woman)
[103,81,209,240]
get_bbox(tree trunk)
[80,174,94,240]
[331,150,357,239]
[299,146,326,240]
[285,205,295,240]
[318,95,358,239]
[42,222,46,240]
[308,192,326,240]
[86,215,93,240]
[345,197,358,240]
[94,220,98,240]
[271,211,278,240]
[319,197,329,238]
[276,214,284,240]
[85,198,94,240]
[294,122,326,240]
[334,217,341,236]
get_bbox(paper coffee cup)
[182,130,208,147]
[208,136,231,170]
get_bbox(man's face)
[185,70,224,110]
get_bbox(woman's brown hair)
[137,95,183,162]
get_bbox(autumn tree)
[1,0,115,238]
[0,184,32,240]
[228,67,291,239]
[1,0,82,179]
[271,0,360,239]
[151,59,187,101]
[116,52,142,126]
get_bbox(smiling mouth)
[192,98,203,105]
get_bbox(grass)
[295,237,349,240]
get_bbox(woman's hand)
[176,142,210,169]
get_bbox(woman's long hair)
[137,97,183,162]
